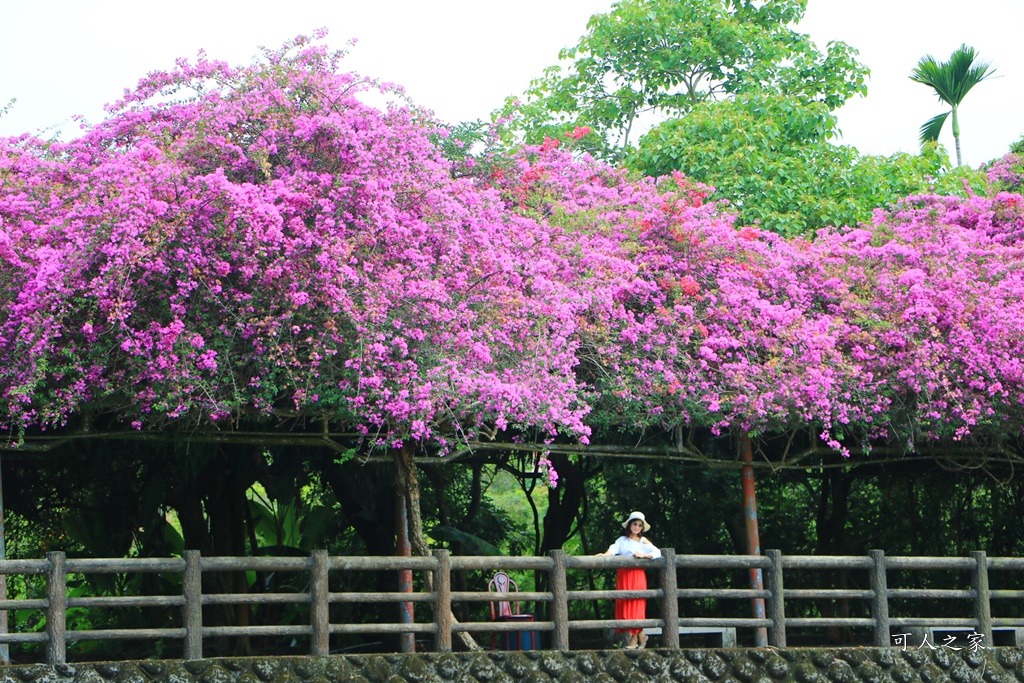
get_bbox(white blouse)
[605,536,661,559]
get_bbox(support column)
[397,490,415,653]
[765,549,786,647]
[183,550,203,660]
[45,552,66,665]
[971,551,992,642]
[739,434,767,647]
[659,548,679,649]
[310,549,330,656]
[548,550,569,651]
[869,549,890,647]
[433,549,452,652]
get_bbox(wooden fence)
[1,549,1022,663]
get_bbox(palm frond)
[910,56,940,86]
[910,44,995,107]
[947,44,996,101]
[919,111,950,144]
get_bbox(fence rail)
[0,548,1021,663]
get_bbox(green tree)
[500,0,868,159]
[910,43,996,167]
[630,93,986,236]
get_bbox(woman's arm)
[639,537,662,559]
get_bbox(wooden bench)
[643,626,738,647]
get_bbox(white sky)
[1,0,1021,168]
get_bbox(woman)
[597,511,661,649]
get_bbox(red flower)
[540,137,561,151]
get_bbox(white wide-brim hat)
[622,511,650,532]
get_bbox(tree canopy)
[498,0,868,160]
[494,0,993,238]
[630,93,987,236]
[0,37,609,448]
[2,36,1023,458]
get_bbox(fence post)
[971,551,992,642]
[869,549,890,647]
[183,550,203,660]
[659,548,679,649]
[765,549,786,648]
[310,549,330,656]
[44,551,66,665]
[433,549,452,653]
[548,549,569,651]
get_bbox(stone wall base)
[0,647,1021,683]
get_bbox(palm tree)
[910,44,995,166]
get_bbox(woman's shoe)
[625,635,639,649]
[638,632,649,649]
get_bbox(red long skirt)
[614,567,646,635]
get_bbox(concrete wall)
[0,647,1021,683]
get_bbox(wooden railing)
[1,549,1022,663]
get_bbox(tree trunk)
[951,106,963,166]
[394,445,430,556]
[540,453,584,555]
[815,467,853,642]
[393,444,481,651]
[167,443,258,656]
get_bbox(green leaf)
[919,112,950,144]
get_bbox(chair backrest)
[488,571,520,620]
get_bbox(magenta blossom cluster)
[809,193,1024,447]
[486,146,1024,452]
[0,37,598,448]
[987,151,1024,194]
[3,36,1024,459]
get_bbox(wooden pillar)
[765,549,786,647]
[971,551,992,642]
[548,549,569,651]
[182,550,203,660]
[659,548,679,649]
[433,549,452,652]
[869,549,890,647]
[310,549,330,656]
[44,551,66,665]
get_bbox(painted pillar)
[740,433,768,647]
[396,490,415,653]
